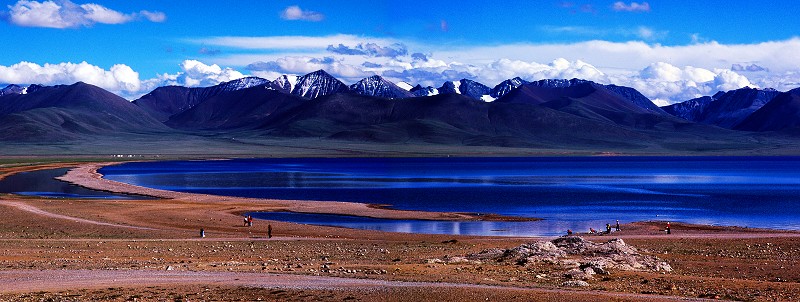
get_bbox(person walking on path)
[615,220,621,231]
[200,228,205,238]
[268,224,273,239]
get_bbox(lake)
[0,168,154,200]
[99,157,800,236]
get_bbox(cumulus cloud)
[0,61,142,93]
[280,5,323,22]
[4,0,166,28]
[612,2,650,12]
[151,60,245,88]
[326,43,408,58]
[621,62,755,105]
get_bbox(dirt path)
[0,200,155,231]
[0,269,714,301]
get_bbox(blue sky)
[2,0,800,104]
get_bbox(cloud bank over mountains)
[2,33,800,105]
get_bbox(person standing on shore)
[666,221,671,234]
[268,224,272,239]
[615,220,621,231]
[200,228,205,238]
[606,223,612,234]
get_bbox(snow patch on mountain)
[396,81,413,91]
[273,75,298,93]
[452,81,462,94]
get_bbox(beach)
[1,162,799,301]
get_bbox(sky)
[1,0,800,105]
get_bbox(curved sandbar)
[58,162,537,222]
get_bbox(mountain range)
[2,69,800,152]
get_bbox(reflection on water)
[101,157,800,236]
[250,212,579,237]
[0,168,154,200]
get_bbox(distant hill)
[256,92,651,148]
[661,87,781,129]
[735,89,800,132]
[496,79,681,129]
[0,82,166,141]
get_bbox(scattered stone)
[466,236,672,278]
[561,280,590,287]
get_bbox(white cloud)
[246,56,369,83]
[0,61,141,93]
[138,10,166,23]
[4,0,166,28]
[280,5,323,22]
[149,60,245,89]
[620,62,755,105]
[0,60,250,99]
[612,2,651,12]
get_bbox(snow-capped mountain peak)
[290,70,349,99]
[350,75,413,99]
[490,77,529,98]
[217,77,271,92]
[0,84,25,96]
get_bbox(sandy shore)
[1,162,799,301]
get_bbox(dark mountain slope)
[496,81,682,129]
[165,85,306,130]
[735,89,800,132]
[662,96,715,121]
[133,77,272,122]
[698,87,780,128]
[256,92,650,148]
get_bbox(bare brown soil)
[0,162,799,301]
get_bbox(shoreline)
[2,161,800,301]
[57,162,532,223]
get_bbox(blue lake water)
[0,168,154,200]
[100,157,800,236]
